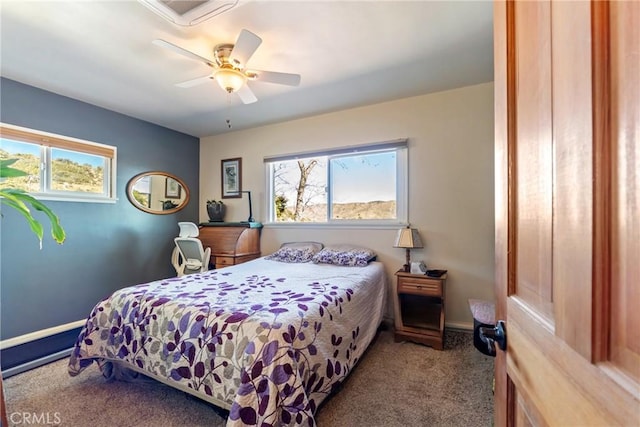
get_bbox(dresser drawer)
[215,256,235,266]
[398,277,442,297]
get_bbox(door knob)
[478,320,507,357]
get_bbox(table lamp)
[394,226,424,272]
[239,190,254,223]
[227,190,254,223]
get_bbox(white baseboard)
[445,321,474,331]
[383,317,473,332]
[0,320,85,350]
[2,348,72,378]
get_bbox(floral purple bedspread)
[68,258,386,426]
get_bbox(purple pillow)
[265,242,323,263]
[311,244,376,267]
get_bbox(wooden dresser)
[198,222,262,269]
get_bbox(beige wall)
[200,82,495,329]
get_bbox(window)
[0,123,116,202]
[266,139,407,225]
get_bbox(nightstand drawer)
[398,277,442,296]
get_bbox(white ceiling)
[0,0,494,138]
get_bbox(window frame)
[265,139,408,227]
[0,123,117,203]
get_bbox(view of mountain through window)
[330,152,396,220]
[0,140,105,194]
[0,124,115,201]
[267,145,406,223]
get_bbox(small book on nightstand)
[426,269,447,278]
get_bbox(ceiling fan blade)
[229,29,262,68]
[176,75,214,88]
[152,39,215,67]
[249,70,301,86]
[236,84,258,104]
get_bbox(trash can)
[468,299,496,357]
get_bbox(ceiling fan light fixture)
[214,68,247,93]
[154,29,300,104]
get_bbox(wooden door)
[494,0,639,425]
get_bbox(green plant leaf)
[0,190,45,247]
[0,158,20,168]
[0,188,66,247]
[0,159,29,178]
[24,193,66,244]
[0,159,66,247]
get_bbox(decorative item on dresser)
[198,221,262,269]
[393,270,447,350]
[206,199,226,222]
[227,190,254,222]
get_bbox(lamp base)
[404,248,411,273]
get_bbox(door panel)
[514,0,553,321]
[515,390,544,427]
[610,0,640,384]
[508,297,638,424]
[550,0,594,358]
[494,0,640,425]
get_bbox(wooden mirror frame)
[126,171,190,215]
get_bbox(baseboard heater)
[1,320,85,378]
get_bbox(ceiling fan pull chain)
[225,93,232,129]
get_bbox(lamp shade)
[394,227,423,249]
[214,68,247,93]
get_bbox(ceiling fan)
[153,29,301,104]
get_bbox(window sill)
[30,194,117,204]
[264,221,407,230]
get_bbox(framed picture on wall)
[165,177,181,199]
[221,157,242,198]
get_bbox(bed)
[68,250,386,426]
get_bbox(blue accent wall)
[0,78,200,346]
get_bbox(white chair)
[171,222,211,277]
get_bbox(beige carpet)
[4,328,494,426]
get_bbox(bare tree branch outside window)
[269,148,399,223]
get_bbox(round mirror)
[126,171,190,215]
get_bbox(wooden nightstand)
[393,270,447,350]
